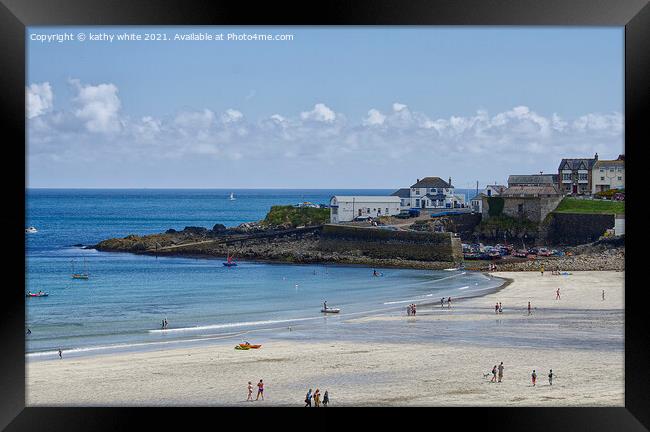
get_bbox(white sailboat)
[229,192,236,201]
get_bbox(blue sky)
[27,27,624,189]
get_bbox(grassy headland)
[553,197,624,215]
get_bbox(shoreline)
[26,269,507,361]
[27,270,624,406]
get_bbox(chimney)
[448,177,452,187]
[594,152,599,161]
[416,178,420,183]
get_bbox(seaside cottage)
[558,154,599,196]
[329,196,401,223]
[592,156,625,194]
[391,177,466,212]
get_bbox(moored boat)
[26,291,48,297]
[321,307,340,314]
[25,226,38,233]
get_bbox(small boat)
[239,343,262,349]
[71,259,89,279]
[26,291,48,297]
[321,307,340,314]
[25,226,38,233]
[223,252,237,267]
[229,192,236,200]
[235,345,250,350]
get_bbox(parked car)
[408,209,421,217]
[396,211,412,219]
[353,215,373,222]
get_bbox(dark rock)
[182,226,209,234]
[165,229,178,234]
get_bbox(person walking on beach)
[548,369,553,386]
[58,348,62,359]
[441,297,445,308]
[498,362,504,382]
[528,301,531,315]
[495,303,499,314]
[256,379,264,400]
[602,290,605,301]
[407,304,411,316]
[540,264,544,276]
[556,288,561,300]
[323,390,329,406]
[491,365,498,383]
[413,304,417,315]
[305,389,312,407]
[447,297,452,308]
[531,370,537,386]
[314,389,321,407]
[247,381,253,401]
[498,302,503,314]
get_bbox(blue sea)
[25,188,498,357]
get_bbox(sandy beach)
[27,270,624,406]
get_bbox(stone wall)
[543,213,615,246]
[501,196,563,223]
[319,224,462,262]
[429,213,482,240]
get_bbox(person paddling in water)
[373,269,379,277]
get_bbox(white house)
[592,157,624,194]
[484,184,507,197]
[392,177,465,210]
[470,192,487,213]
[329,196,401,223]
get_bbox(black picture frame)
[1,0,647,430]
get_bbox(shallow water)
[26,188,492,357]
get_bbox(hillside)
[553,197,624,215]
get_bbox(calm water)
[25,188,496,356]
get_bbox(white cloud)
[363,109,386,126]
[300,103,336,122]
[70,79,122,133]
[26,82,53,119]
[222,108,244,123]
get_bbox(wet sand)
[27,271,624,406]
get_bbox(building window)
[415,199,420,207]
[562,173,571,181]
[618,176,622,181]
[579,173,588,181]
[600,169,604,173]
[601,177,605,181]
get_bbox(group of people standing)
[441,297,451,307]
[246,379,265,401]
[406,304,417,316]
[488,362,554,386]
[531,369,553,386]
[489,362,505,383]
[494,302,503,314]
[161,318,169,329]
[488,263,498,271]
[305,388,329,407]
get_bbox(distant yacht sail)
[229,192,236,200]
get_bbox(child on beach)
[247,381,253,401]
[495,303,499,314]
[323,390,329,406]
[256,379,264,400]
[531,370,537,386]
[314,389,321,407]
[491,365,498,383]
[540,264,544,276]
[548,369,553,386]
[305,389,312,407]
[58,348,62,359]
[498,302,503,314]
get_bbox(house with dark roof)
[558,153,599,195]
[390,188,412,210]
[508,174,559,188]
[398,176,466,210]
